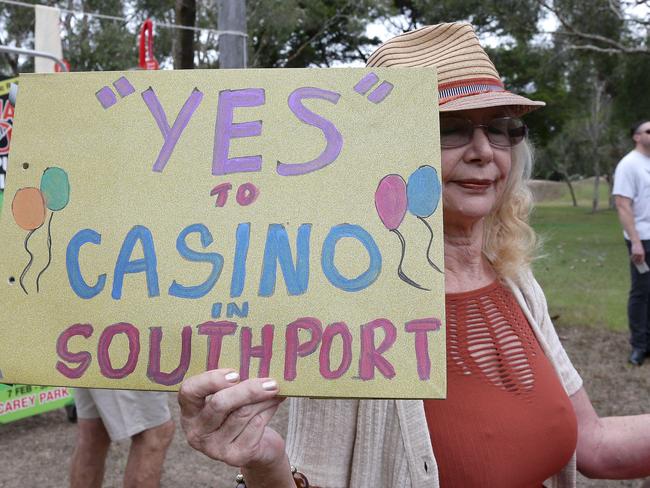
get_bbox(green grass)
[531,203,630,332]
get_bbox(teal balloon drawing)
[407,165,441,218]
[40,167,70,211]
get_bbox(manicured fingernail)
[225,372,239,382]
[262,380,278,391]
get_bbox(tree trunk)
[592,174,600,213]
[565,178,578,207]
[587,78,609,214]
[175,0,196,69]
[557,166,578,207]
[605,172,615,209]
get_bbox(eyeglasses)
[440,116,528,148]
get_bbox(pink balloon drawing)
[375,174,407,230]
[375,174,428,290]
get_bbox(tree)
[392,0,543,42]
[1,0,648,195]
[175,0,196,68]
[247,0,391,67]
[62,0,137,71]
[536,0,650,55]
[0,0,137,73]
[0,0,40,75]
[548,0,627,210]
[584,78,612,212]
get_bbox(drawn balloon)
[407,165,441,218]
[407,165,443,273]
[375,174,407,231]
[11,187,46,231]
[11,187,46,294]
[375,174,428,290]
[40,167,70,211]
[35,167,71,292]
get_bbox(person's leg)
[627,240,650,354]
[92,390,173,487]
[69,418,111,488]
[123,419,175,488]
[643,240,650,354]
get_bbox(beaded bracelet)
[235,465,309,487]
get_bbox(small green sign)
[0,383,74,423]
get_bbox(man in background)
[613,119,650,366]
[69,389,174,488]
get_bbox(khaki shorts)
[74,389,171,441]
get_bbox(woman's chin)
[444,199,498,225]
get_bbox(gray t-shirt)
[613,149,650,240]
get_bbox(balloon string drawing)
[374,165,442,291]
[36,212,54,292]
[19,227,36,294]
[11,167,70,294]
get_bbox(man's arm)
[615,195,644,264]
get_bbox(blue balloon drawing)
[406,165,443,273]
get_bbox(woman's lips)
[453,179,494,190]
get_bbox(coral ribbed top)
[424,280,577,487]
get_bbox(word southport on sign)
[56,316,441,390]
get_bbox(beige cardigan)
[286,269,584,487]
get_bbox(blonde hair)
[482,140,538,280]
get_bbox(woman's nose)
[464,127,494,165]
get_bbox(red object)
[54,59,71,72]
[423,281,578,487]
[139,19,159,70]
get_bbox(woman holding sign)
[178,22,650,487]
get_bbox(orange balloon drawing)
[12,187,46,231]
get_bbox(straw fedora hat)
[366,22,544,116]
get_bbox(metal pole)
[0,45,69,72]
[217,0,247,68]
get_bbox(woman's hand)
[178,369,287,471]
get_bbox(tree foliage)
[395,0,542,42]
[0,0,649,209]
[246,0,391,67]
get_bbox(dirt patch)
[559,325,650,488]
[1,325,649,487]
[529,179,567,203]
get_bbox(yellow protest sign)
[0,68,445,398]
